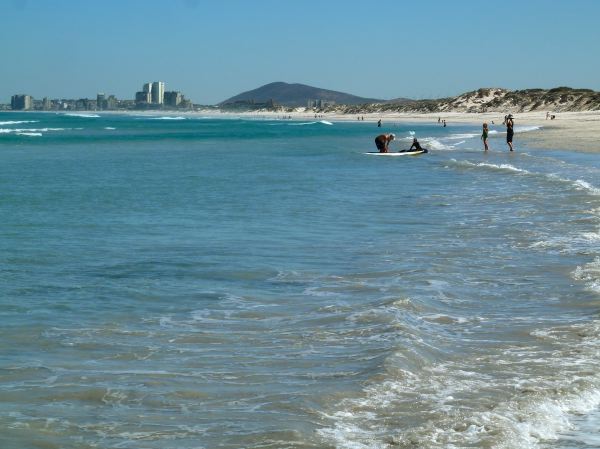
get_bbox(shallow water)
[1,112,599,448]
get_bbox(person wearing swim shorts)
[506,114,514,151]
[374,133,395,153]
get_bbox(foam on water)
[15,132,43,137]
[0,120,39,125]
[65,113,100,118]
[515,125,542,133]
[0,127,68,134]
[448,159,531,174]
[572,257,600,294]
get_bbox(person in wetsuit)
[408,137,423,151]
[374,133,395,153]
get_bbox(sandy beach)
[223,109,600,153]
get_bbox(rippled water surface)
[1,112,600,448]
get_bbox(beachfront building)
[11,94,33,110]
[307,99,335,109]
[135,90,151,105]
[164,91,182,107]
[97,93,105,110]
[151,81,165,105]
[135,81,191,109]
[42,97,52,110]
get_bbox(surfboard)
[364,149,428,156]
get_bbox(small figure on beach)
[546,111,550,120]
[506,114,514,151]
[377,119,382,128]
[408,137,423,151]
[481,122,489,151]
[443,120,447,128]
[374,133,395,153]
[438,117,441,123]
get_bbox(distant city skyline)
[2,0,600,105]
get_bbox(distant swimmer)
[408,137,423,151]
[375,133,395,153]
[506,114,514,151]
[481,122,489,151]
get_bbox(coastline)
[3,108,599,152]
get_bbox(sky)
[2,0,600,105]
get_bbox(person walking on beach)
[377,119,382,128]
[374,133,395,153]
[481,122,489,151]
[506,114,514,151]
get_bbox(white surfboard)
[364,149,428,156]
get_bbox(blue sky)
[2,0,599,104]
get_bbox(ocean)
[1,112,599,449]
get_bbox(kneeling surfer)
[408,137,423,151]
[374,133,395,153]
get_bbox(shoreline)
[3,109,599,152]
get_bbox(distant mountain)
[219,82,385,107]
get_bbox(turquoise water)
[1,112,600,449]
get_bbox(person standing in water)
[377,119,382,128]
[506,114,514,151]
[374,133,395,153]
[481,122,489,151]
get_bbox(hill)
[336,87,600,114]
[219,82,386,108]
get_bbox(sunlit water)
[1,112,599,448]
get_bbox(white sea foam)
[572,257,600,294]
[515,125,542,133]
[0,120,39,125]
[573,179,600,196]
[452,160,531,174]
[289,121,318,126]
[0,127,66,134]
[104,127,116,130]
[447,133,479,140]
[149,116,186,120]
[65,113,100,118]
[16,132,42,137]
[422,137,453,150]
[320,120,333,125]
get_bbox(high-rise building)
[97,93,106,110]
[143,83,152,95]
[11,94,33,110]
[42,97,52,110]
[106,95,117,110]
[151,81,165,105]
